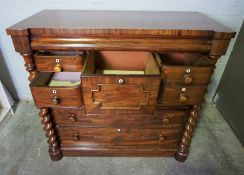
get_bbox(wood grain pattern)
[82,75,160,114]
[158,85,207,106]
[30,72,82,108]
[160,63,213,85]
[6,10,235,162]
[6,10,235,39]
[57,126,182,149]
[52,108,188,128]
[31,37,212,52]
[34,54,85,72]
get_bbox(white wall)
[0,0,243,101]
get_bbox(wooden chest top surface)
[6,10,235,38]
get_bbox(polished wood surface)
[30,72,82,108]
[159,86,207,106]
[52,108,187,128]
[6,10,235,39]
[57,127,182,148]
[6,10,235,162]
[34,54,85,72]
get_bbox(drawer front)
[159,86,207,106]
[52,108,187,127]
[31,86,82,108]
[81,75,161,115]
[161,65,213,85]
[34,55,85,72]
[57,127,182,148]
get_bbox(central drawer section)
[81,51,161,114]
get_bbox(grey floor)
[0,101,243,175]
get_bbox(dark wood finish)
[30,72,82,108]
[6,10,235,162]
[81,52,161,114]
[52,108,187,128]
[39,108,62,161]
[175,105,200,162]
[34,54,85,72]
[61,147,177,157]
[57,127,182,148]
[6,10,235,39]
[158,86,207,106]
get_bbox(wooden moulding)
[31,36,212,52]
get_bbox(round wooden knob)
[183,74,193,85]
[118,78,124,84]
[162,116,170,124]
[52,96,60,104]
[179,93,188,103]
[72,133,80,141]
[54,64,62,72]
[159,135,166,142]
[69,114,77,122]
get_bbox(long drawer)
[57,126,182,148]
[52,108,188,128]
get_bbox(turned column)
[10,34,63,161]
[39,108,63,161]
[175,104,201,162]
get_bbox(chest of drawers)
[6,10,235,162]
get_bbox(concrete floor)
[0,101,243,175]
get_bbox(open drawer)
[81,51,161,115]
[34,51,86,72]
[157,53,214,85]
[30,72,82,108]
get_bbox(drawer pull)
[118,78,124,84]
[183,74,193,85]
[52,96,61,104]
[159,135,166,142]
[162,116,170,124]
[72,133,80,141]
[179,93,188,103]
[54,64,63,72]
[69,114,77,122]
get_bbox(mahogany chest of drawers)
[6,10,235,162]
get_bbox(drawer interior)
[157,52,213,66]
[83,51,160,75]
[30,72,81,87]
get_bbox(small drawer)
[52,108,187,128]
[158,85,207,106]
[81,51,161,115]
[34,51,86,72]
[57,126,182,148]
[157,53,213,85]
[30,72,82,108]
